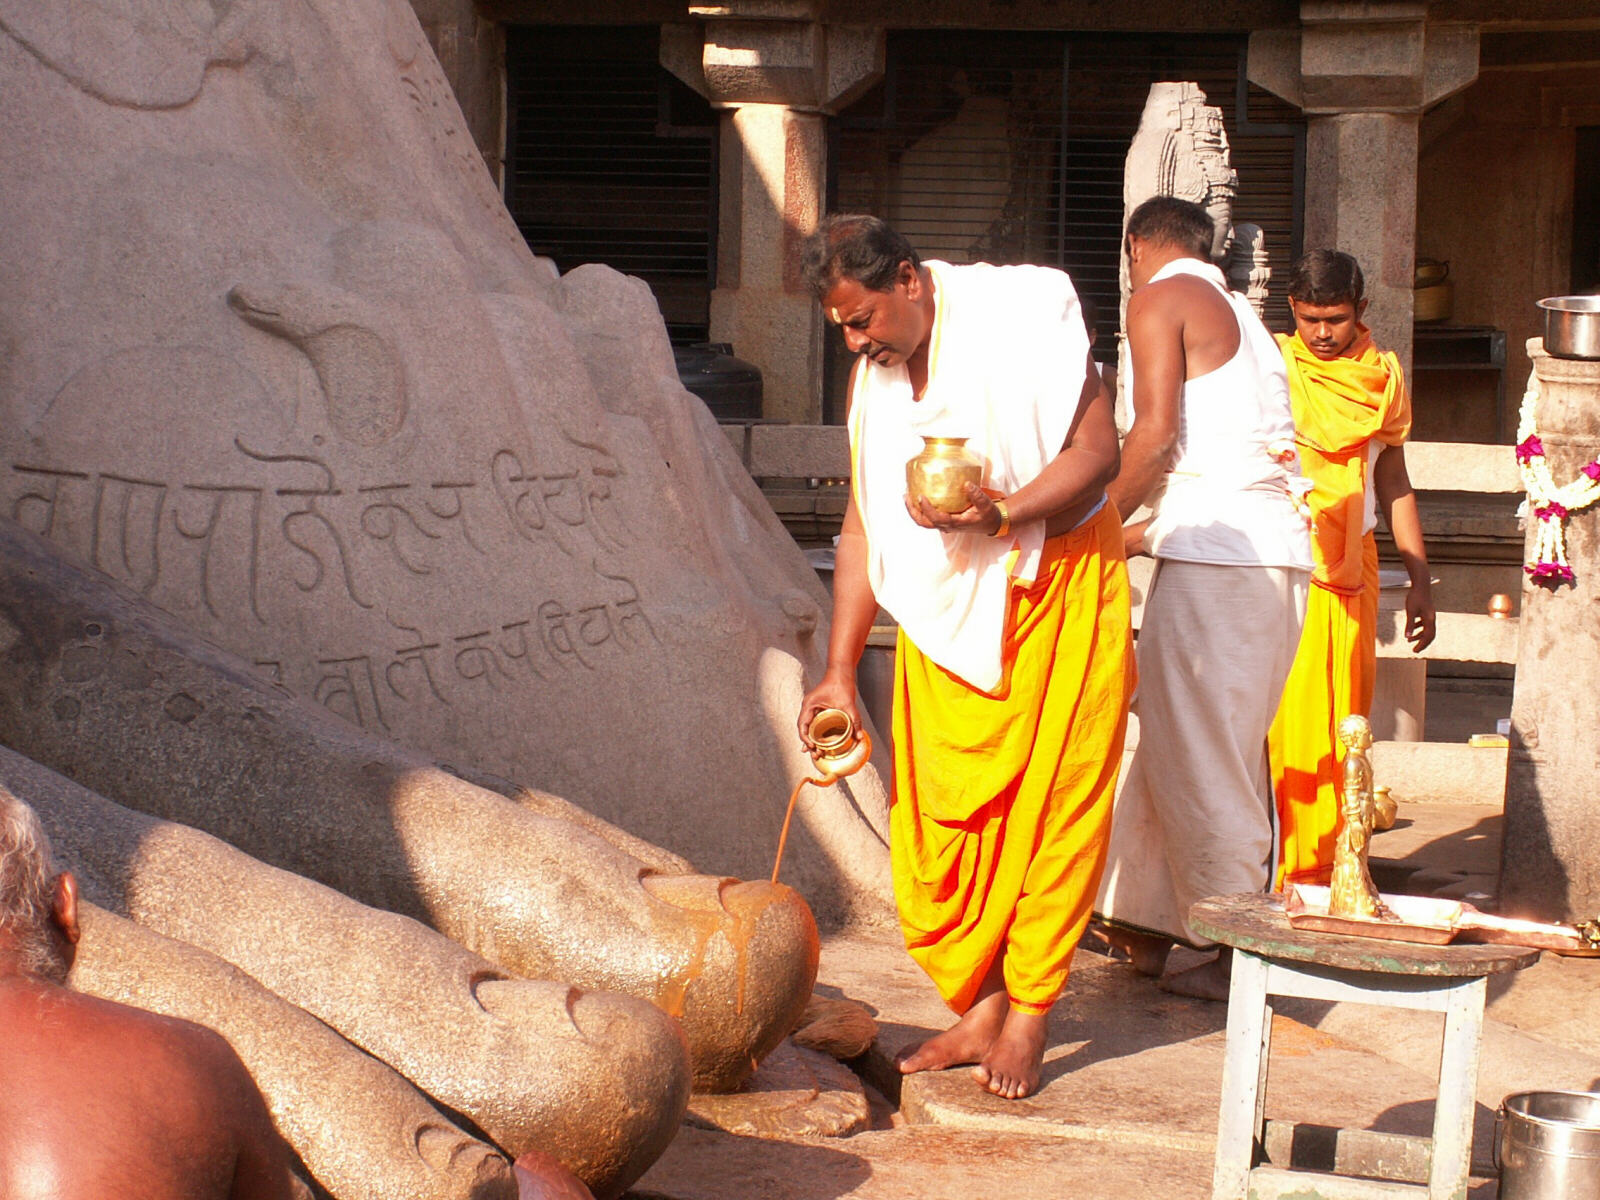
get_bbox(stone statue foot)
[71,903,517,1200]
[0,519,817,1096]
[3,747,690,1200]
[637,874,820,1090]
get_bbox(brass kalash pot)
[806,708,872,782]
[906,436,985,513]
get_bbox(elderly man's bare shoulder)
[0,979,289,1200]
[0,975,236,1065]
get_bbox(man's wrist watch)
[991,497,1012,539]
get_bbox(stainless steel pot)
[1538,295,1600,359]
[1496,1090,1600,1199]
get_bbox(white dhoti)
[1095,560,1308,946]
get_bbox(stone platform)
[629,924,1600,1200]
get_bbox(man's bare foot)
[895,988,1008,1074]
[972,1007,1048,1100]
[1158,950,1232,1002]
[1094,922,1172,978]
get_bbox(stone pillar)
[663,11,882,424]
[1500,341,1600,923]
[1249,3,1478,375]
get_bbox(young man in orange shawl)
[1269,249,1436,888]
[795,215,1133,1101]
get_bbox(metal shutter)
[504,25,718,343]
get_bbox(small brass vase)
[906,436,984,514]
[807,708,872,782]
[1372,785,1398,832]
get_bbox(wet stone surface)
[685,1040,869,1140]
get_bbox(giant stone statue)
[0,0,894,1194]
[0,0,893,928]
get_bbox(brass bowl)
[906,436,984,514]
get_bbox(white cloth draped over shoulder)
[847,260,1092,693]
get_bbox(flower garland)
[1515,369,1600,586]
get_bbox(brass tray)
[1285,885,1463,945]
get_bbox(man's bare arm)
[204,1032,298,1200]
[1373,443,1436,652]
[1106,286,1183,524]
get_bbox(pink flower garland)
[1517,373,1600,587]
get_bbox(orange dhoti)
[1269,535,1379,887]
[889,502,1134,1015]
[1269,327,1410,887]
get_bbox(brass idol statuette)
[906,436,984,514]
[1329,714,1384,919]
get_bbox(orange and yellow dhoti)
[890,502,1135,1015]
[1269,329,1409,887]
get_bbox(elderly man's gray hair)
[0,789,66,981]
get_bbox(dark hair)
[800,214,921,298]
[1286,249,1365,306]
[1124,196,1215,260]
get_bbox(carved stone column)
[663,8,883,424]
[1249,2,1478,375]
[1501,341,1600,923]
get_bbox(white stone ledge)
[1371,740,1508,806]
[1402,441,1523,494]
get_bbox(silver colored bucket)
[1496,1090,1600,1199]
[1538,295,1600,359]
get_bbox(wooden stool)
[1191,894,1539,1200]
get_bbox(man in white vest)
[1095,196,1313,1001]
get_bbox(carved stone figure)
[1225,222,1272,319]
[69,903,517,1200]
[0,0,892,932]
[1118,82,1271,407]
[1329,715,1383,919]
[2,745,689,1200]
[1122,82,1238,275]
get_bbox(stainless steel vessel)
[1537,295,1600,359]
[1496,1090,1600,1199]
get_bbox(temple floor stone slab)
[686,1040,869,1139]
[627,1125,1214,1200]
[821,934,1468,1152]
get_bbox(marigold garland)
[1515,369,1600,586]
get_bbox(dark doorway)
[503,26,718,343]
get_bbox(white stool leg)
[1213,950,1270,1200]
[1429,977,1486,1200]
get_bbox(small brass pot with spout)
[807,708,872,782]
[906,436,984,514]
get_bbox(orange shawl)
[1279,329,1411,594]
